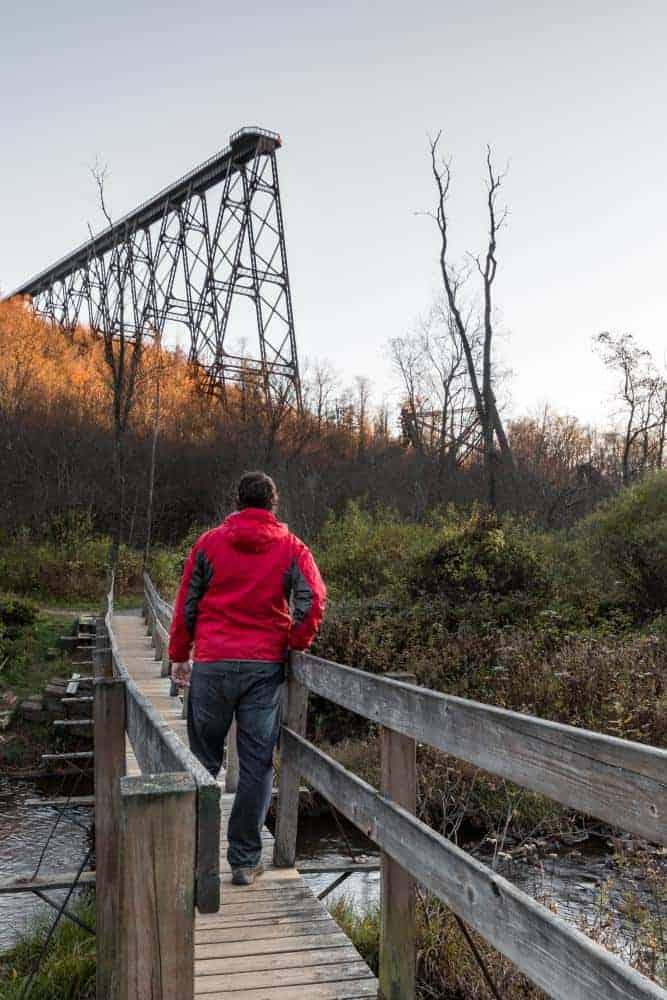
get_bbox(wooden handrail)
[142,571,240,789]
[290,651,667,845]
[104,578,221,913]
[281,727,665,1000]
[143,573,667,1000]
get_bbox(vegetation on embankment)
[3,474,666,803]
[307,474,667,837]
[0,596,76,769]
[0,513,174,605]
[318,476,667,995]
[0,896,95,999]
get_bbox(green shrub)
[0,593,38,674]
[410,508,548,602]
[584,472,667,614]
[314,502,439,599]
[401,507,552,631]
[0,593,37,633]
[146,522,215,600]
[0,514,148,601]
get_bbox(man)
[168,471,326,886]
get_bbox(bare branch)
[90,157,113,229]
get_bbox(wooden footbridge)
[86,575,666,1000]
[113,609,376,999]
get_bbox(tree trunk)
[144,341,162,571]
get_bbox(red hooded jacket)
[168,508,326,664]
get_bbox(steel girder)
[10,127,302,408]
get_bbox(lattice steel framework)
[10,127,302,407]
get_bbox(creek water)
[295,813,664,963]
[2,778,663,965]
[0,776,92,953]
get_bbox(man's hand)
[172,661,192,688]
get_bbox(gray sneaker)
[231,862,265,886]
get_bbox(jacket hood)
[222,508,289,553]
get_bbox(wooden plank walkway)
[113,611,378,1000]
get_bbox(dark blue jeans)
[187,660,284,869]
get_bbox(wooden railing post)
[224,719,239,792]
[154,626,163,662]
[273,654,309,867]
[379,672,416,1000]
[94,617,112,679]
[160,646,171,678]
[94,676,126,1000]
[119,773,197,1000]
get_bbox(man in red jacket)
[169,471,326,885]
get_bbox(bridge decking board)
[113,612,378,999]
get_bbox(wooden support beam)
[380,672,416,1000]
[62,696,94,705]
[25,796,94,808]
[0,871,96,894]
[66,673,81,695]
[95,677,126,1000]
[273,658,308,867]
[269,785,310,799]
[119,773,197,1000]
[42,751,94,762]
[12,767,94,779]
[298,861,381,874]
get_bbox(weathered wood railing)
[273,661,666,1000]
[143,572,666,1000]
[143,571,240,790]
[95,580,221,1000]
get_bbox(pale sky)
[2,0,666,426]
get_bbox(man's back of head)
[237,471,278,512]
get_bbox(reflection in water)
[0,777,92,953]
[297,814,381,911]
[295,813,663,958]
[3,785,662,960]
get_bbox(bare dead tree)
[390,298,481,473]
[303,360,339,432]
[391,335,425,455]
[422,300,481,474]
[427,134,516,508]
[657,385,667,469]
[355,376,371,457]
[89,160,146,573]
[143,330,163,571]
[595,331,666,483]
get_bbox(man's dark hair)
[237,471,279,511]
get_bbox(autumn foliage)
[1,297,662,552]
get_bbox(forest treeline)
[0,296,665,549]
